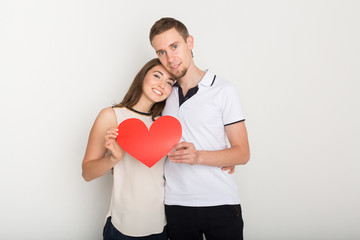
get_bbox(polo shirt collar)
[173,70,216,88]
[173,70,216,107]
[198,70,216,87]
[174,70,216,87]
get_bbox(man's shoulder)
[211,74,237,90]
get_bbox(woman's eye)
[154,74,160,79]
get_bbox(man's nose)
[166,52,175,62]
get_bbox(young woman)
[82,58,175,240]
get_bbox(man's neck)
[177,63,206,94]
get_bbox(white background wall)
[1,0,359,239]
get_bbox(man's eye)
[158,51,165,56]
[172,45,177,49]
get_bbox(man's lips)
[170,63,180,70]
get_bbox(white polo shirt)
[162,70,245,206]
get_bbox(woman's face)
[142,64,175,104]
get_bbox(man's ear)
[186,35,194,50]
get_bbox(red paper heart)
[116,116,182,168]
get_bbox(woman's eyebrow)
[153,70,163,76]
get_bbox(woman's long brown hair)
[113,58,167,121]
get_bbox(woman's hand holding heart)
[104,128,124,163]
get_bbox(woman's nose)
[158,79,165,88]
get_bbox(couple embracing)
[82,17,250,240]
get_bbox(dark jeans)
[165,204,244,240]
[103,217,168,240]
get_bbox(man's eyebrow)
[156,49,164,54]
[170,42,179,47]
[156,41,179,54]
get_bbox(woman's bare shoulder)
[94,107,117,127]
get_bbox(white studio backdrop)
[1,0,359,239]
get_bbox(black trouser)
[103,217,168,240]
[165,204,244,240]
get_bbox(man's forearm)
[197,145,250,167]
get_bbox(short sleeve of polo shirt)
[222,84,245,126]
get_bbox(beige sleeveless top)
[106,107,166,236]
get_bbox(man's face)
[151,28,193,79]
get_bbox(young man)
[149,18,250,240]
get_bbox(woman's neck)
[132,98,153,114]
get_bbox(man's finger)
[169,149,188,157]
[173,142,193,150]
